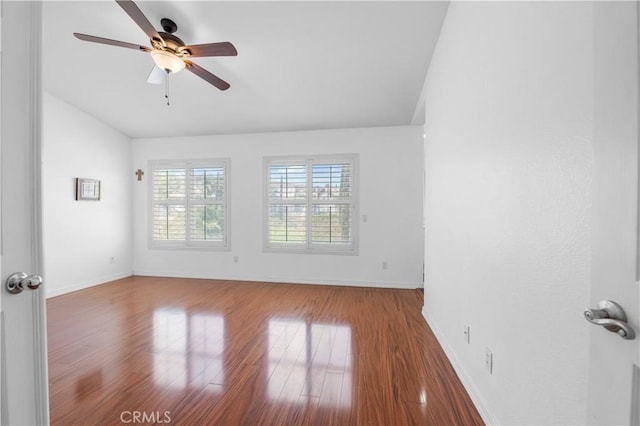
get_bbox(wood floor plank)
[47,276,483,425]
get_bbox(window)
[265,155,357,254]
[150,160,229,249]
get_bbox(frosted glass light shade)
[150,50,185,73]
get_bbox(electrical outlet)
[485,348,493,374]
[109,256,115,264]
[464,325,470,344]
[233,256,239,263]
[382,261,388,270]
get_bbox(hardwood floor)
[47,276,483,425]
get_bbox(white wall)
[422,2,593,425]
[42,92,133,298]
[132,126,424,288]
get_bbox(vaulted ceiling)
[43,1,448,138]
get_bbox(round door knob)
[5,272,43,294]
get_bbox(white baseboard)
[45,271,133,298]
[132,269,421,289]
[422,307,497,425]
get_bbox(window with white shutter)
[150,160,229,249]
[265,155,357,254]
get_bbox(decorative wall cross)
[135,169,144,181]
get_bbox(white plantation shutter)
[265,156,357,253]
[152,168,186,241]
[311,163,353,245]
[268,163,307,245]
[190,167,225,242]
[153,205,186,241]
[150,160,229,249]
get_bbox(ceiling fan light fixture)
[74,0,236,91]
[149,49,185,73]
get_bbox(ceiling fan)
[74,0,237,96]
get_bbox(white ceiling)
[42,1,448,139]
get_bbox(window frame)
[148,159,230,251]
[263,154,358,255]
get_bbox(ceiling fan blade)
[74,33,150,51]
[183,42,238,58]
[147,65,166,85]
[184,60,230,91]
[115,0,162,42]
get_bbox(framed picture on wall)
[75,178,101,201]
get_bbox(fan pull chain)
[164,70,170,106]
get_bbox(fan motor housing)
[151,31,190,56]
[149,18,190,56]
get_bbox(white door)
[0,1,49,425]
[588,2,640,425]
